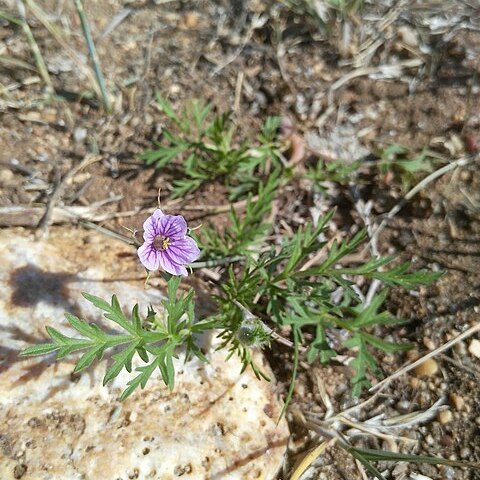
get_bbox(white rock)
[73,127,88,143]
[468,339,480,359]
[0,228,288,479]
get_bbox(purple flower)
[137,209,200,276]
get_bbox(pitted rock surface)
[0,228,288,480]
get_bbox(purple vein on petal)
[159,250,188,276]
[137,243,161,271]
[142,215,159,241]
[160,215,187,239]
[168,237,200,264]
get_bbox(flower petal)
[137,243,161,271]
[167,237,200,265]
[152,209,164,219]
[143,216,159,242]
[159,251,188,276]
[159,214,187,240]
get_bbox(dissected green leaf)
[103,343,138,385]
[22,279,202,396]
[119,357,161,401]
[141,95,285,198]
[74,344,105,373]
[20,342,61,357]
[344,333,381,395]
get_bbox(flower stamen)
[153,234,170,251]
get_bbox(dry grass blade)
[14,0,53,93]
[290,437,337,480]
[335,414,416,444]
[23,0,101,100]
[0,55,36,71]
[97,7,133,41]
[378,398,446,430]
[328,58,424,104]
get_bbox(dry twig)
[36,155,102,236]
[370,321,480,393]
[0,197,122,228]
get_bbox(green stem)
[191,255,244,269]
[73,0,111,112]
[104,335,136,347]
[17,1,53,93]
[141,331,169,343]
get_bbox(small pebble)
[392,463,408,476]
[178,11,200,29]
[443,466,455,480]
[463,134,478,154]
[453,341,467,356]
[437,409,452,424]
[144,113,154,125]
[396,400,411,413]
[131,116,141,127]
[169,84,181,95]
[0,168,14,187]
[450,393,465,411]
[43,108,57,123]
[73,127,87,143]
[468,339,480,359]
[423,337,436,350]
[410,377,420,388]
[459,169,473,182]
[406,349,420,361]
[460,447,471,459]
[441,434,454,447]
[414,358,438,377]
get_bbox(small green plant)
[210,210,441,398]
[21,277,214,399]
[141,94,284,199]
[306,157,362,192]
[345,445,480,479]
[194,173,280,259]
[22,207,441,400]
[377,144,438,190]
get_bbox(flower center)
[153,234,171,251]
